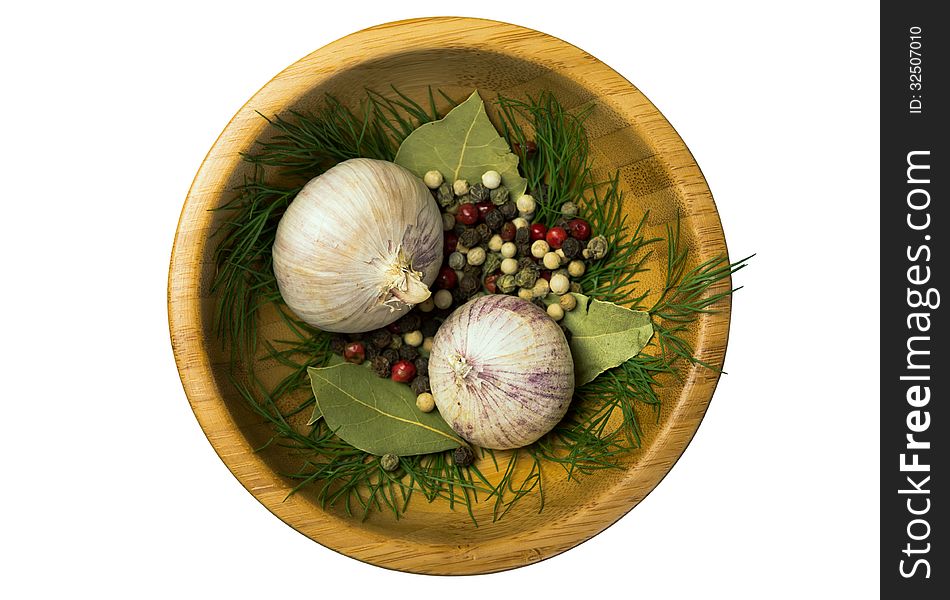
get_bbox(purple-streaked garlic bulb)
[273,158,443,333]
[429,295,574,449]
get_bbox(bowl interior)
[171,18,729,574]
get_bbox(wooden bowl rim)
[168,16,730,575]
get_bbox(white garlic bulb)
[273,158,443,333]
[429,295,574,449]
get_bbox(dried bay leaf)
[545,294,654,386]
[307,362,465,456]
[394,90,527,199]
[307,356,345,425]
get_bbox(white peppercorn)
[453,179,469,196]
[500,257,519,274]
[467,246,486,266]
[518,287,534,301]
[532,278,550,298]
[561,201,578,217]
[500,242,518,258]
[559,293,577,311]
[516,194,536,214]
[550,273,570,295]
[422,336,434,353]
[531,239,549,258]
[433,289,453,309]
[424,170,444,189]
[512,217,529,229]
[481,170,502,189]
[542,252,561,270]
[416,392,435,413]
[404,330,423,347]
[567,260,586,277]
[487,234,504,252]
[418,297,435,312]
[547,303,565,321]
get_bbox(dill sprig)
[210,87,748,523]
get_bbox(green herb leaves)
[546,294,654,386]
[307,362,465,456]
[395,90,527,199]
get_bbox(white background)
[1,1,879,597]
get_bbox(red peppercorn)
[529,222,548,242]
[500,221,517,241]
[484,273,499,293]
[475,201,495,220]
[567,218,591,241]
[343,341,365,364]
[391,359,417,383]
[444,231,458,253]
[545,226,568,249]
[437,265,458,289]
[456,203,479,225]
[540,271,552,281]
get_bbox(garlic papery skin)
[273,158,443,333]
[429,295,574,449]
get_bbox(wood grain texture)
[168,17,732,575]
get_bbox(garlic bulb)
[273,158,443,333]
[429,295,574,449]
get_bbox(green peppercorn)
[448,251,466,270]
[517,243,532,258]
[459,228,481,249]
[389,335,403,350]
[469,182,490,202]
[561,237,582,259]
[474,223,491,242]
[410,374,430,394]
[499,200,518,220]
[584,235,608,260]
[514,265,539,288]
[381,453,400,472]
[453,446,475,467]
[484,208,505,231]
[482,251,502,276]
[436,183,455,207]
[497,273,517,293]
[372,355,392,378]
[560,201,578,217]
[490,186,509,205]
[569,281,583,293]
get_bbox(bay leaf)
[307,362,465,456]
[545,294,654,387]
[394,90,527,199]
[307,355,345,425]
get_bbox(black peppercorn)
[514,226,530,245]
[372,355,392,378]
[474,223,491,243]
[490,186,509,205]
[410,375,430,395]
[561,237,582,259]
[459,274,479,295]
[399,344,419,361]
[397,312,422,334]
[499,200,518,220]
[364,344,379,361]
[451,287,468,305]
[484,208,505,231]
[370,329,392,349]
[381,348,398,364]
[469,182,490,202]
[453,446,475,467]
[463,264,482,279]
[517,243,532,258]
[330,336,347,355]
[421,318,441,338]
[459,228,481,249]
[413,356,429,374]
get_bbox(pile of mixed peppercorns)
[327,157,609,410]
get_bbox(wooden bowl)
[169,17,731,574]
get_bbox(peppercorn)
[364,344,379,361]
[436,183,455,207]
[482,251,502,276]
[415,392,435,413]
[517,256,536,271]
[499,221,517,241]
[421,318,441,338]
[567,218,592,241]
[561,236,582,259]
[453,446,475,467]
[490,186,509,205]
[474,222,491,243]
[447,251,466,270]
[456,203,479,225]
[584,235,608,260]
[405,313,425,333]
[484,273,499,293]
[444,231,458,254]
[498,200,518,220]
[414,356,429,374]
[459,274,479,295]
[560,201,578,217]
[381,348,398,364]
[391,359,417,383]
[515,226,530,245]
[389,334,403,350]
[453,179,469,196]
[517,243,532,258]
[330,335,347,355]
[484,208,505,231]
[475,201,494,222]
[514,264,539,288]
[459,227,481,249]
[372,355,392,378]
[433,288,453,309]
[546,226,568,249]
[410,374,431,395]
[451,287,468,304]
[343,341,366,364]
[370,329,392,349]
[497,274,517,293]
[380,453,400,472]
[437,265,458,289]
[397,344,419,361]
[469,182,490,202]
[569,281,583,293]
